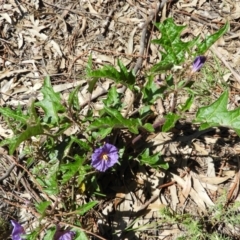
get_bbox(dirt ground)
[1,0,240,239]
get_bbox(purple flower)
[192,56,206,72]
[54,225,75,240]
[91,143,119,172]
[10,220,25,240]
[10,221,75,240]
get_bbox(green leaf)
[103,86,121,108]
[196,22,229,55]
[68,85,81,111]
[138,148,169,169]
[150,18,200,73]
[89,107,142,134]
[86,54,100,94]
[196,91,240,136]
[37,161,59,195]
[162,113,180,132]
[142,123,155,132]
[7,101,43,154]
[43,227,56,240]
[88,116,120,129]
[9,123,44,155]
[24,230,39,240]
[0,106,28,124]
[86,54,93,76]
[142,76,166,104]
[71,136,91,151]
[92,127,112,140]
[35,201,51,215]
[59,155,85,184]
[139,106,152,119]
[87,59,135,90]
[73,229,89,240]
[35,76,65,124]
[75,201,98,215]
[178,94,194,112]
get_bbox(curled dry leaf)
[0,69,30,80]
[179,173,192,206]
[192,173,214,207]
[171,173,206,212]
[199,176,232,185]
[126,27,136,54]
[169,184,179,211]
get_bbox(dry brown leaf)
[172,173,206,212]
[180,0,198,8]
[126,27,137,54]
[93,54,114,64]
[0,12,12,23]
[114,192,126,209]
[169,184,179,210]
[0,125,13,138]
[192,173,214,207]
[87,1,101,18]
[206,156,216,177]
[17,32,24,49]
[227,170,240,201]
[158,228,181,240]
[199,0,207,7]
[0,69,30,80]
[52,80,86,93]
[192,141,208,155]
[121,88,134,116]
[179,174,192,206]
[199,176,231,185]
[230,2,240,20]
[147,201,166,211]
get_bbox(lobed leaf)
[0,107,28,124]
[138,148,169,169]
[35,76,65,124]
[196,22,229,55]
[87,59,135,90]
[150,18,200,73]
[162,113,180,132]
[75,201,98,215]
[196,91,240,136]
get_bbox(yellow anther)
[102,153,108,161]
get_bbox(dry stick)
[133,0,169,74]
[130,1,170,145]
[0,163,16,182]
[11,157,52,202]
[67,50,89,74]
[3,198,41,218]
[101,8,115,36]
[90,48,148,59]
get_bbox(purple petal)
[54,225,75,240]
[91,143,118,172]
[10,220,25,240]
[192,56,206,72]
[58,231,75,240]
